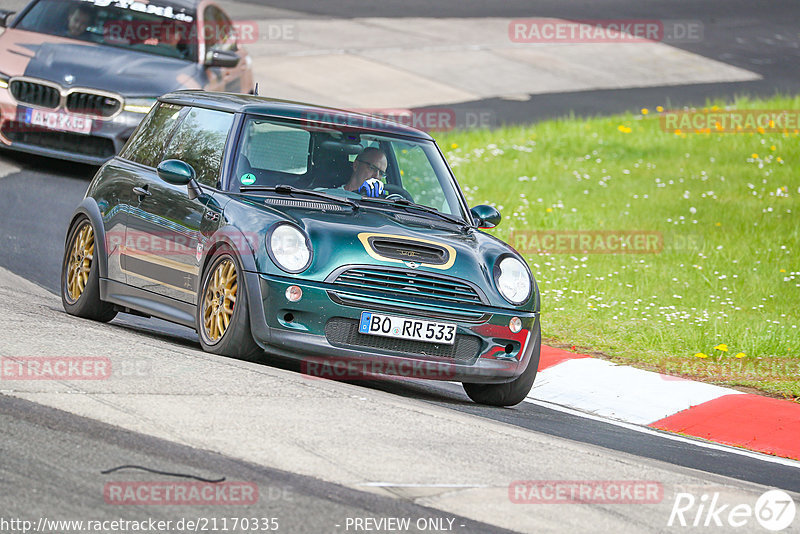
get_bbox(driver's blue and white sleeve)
[357,178,385,197]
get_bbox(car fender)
[201,224,272,346]
[68,198,109,280]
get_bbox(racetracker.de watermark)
[301,356,460,381]
[660,109,800,133]
[302,108,495,132]
[508,19,703,43]
[509,480,664,504]
[104,481,259,505]
[102,20,295,45]
[0,357,111,380]
[510,230,703,255]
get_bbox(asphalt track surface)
[233,0,800,123]
[2,1,800,531]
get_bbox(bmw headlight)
[494,256,531,305]
[267,224,312,273]
[123,97,157,114]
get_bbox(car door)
[112,102,184,286]
[200,5,251,93]
[123,106,235,304]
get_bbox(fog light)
[509,317,522,333]
[285,285,302,302]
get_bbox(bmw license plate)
[24,108,92,134]
[358,311,456,345]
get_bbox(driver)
[65,4,93,39]
[344,147,387,197]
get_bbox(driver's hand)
[358,178,385,198]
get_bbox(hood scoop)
[368,236,449,265]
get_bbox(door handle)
[133,186,151,197]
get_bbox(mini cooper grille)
[9,80,60,109]
[333,267,483,305]
[325,318,480,362]
[368,237,449,265]
[66,92,121,117]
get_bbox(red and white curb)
[528,346,800,461]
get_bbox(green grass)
[437,95,800,399]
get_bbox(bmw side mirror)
[0,10,16,28]
[157,159,203,200]
[205,49,240,68]
[470,205,501,229]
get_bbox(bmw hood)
[0,29,203,97]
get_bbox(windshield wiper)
[239,185,358,210]
[358,196,471,229]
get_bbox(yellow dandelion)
[694,353,708,359]
[674,129,682,135]
[715,122,723,131]
[757,127,765,134]
[617,125,632,133]
[780,269,786,273]
[769,120,776,128]
[400,169,404,176]
[450,143,458,149]
[546,207,553,213]
[715,222,721,227]
[641,108,649,115]
[734,352,746,359]
[656,106,664,112]
[714,343,729,352]
[751,153,759,159]
[777,157,783,163]
[770,145,776,151]
[711,105,720,111]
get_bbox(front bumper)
[0,90,142,165]
[244,270,541,383]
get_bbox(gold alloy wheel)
[202,258,238,342]
[66,223,94,303]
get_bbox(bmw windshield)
[13,0,198,62]
[230,116,472,223]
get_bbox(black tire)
[61,217,117,322]
[462,330,541,406]
[196,246,262,361]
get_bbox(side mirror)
[205,49,240,68]
[157,159,203,200]
[470,205,501,229]
[0,10,16,28]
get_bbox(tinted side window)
[162,107,234,187]
[121,103,183,167]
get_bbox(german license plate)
[358,311,456,345]
[24,108,92,134]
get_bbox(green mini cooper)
[61,91,541,406]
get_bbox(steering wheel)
[384,184,414,203]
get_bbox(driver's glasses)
[356,159,387,178]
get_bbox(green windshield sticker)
[240,173,256,185]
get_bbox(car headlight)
[494,255,531,305]
[0,72,9,90]
[123,97,157,114]
[267,224,312,273]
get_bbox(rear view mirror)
[205,49,240,68]
[470,205,502,229]
[0,9,16,28]
[157,159,203,200]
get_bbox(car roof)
[159,90,435,140]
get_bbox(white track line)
[523,397,800,470]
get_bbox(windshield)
[14,0,197,62]
[230,116,469,221]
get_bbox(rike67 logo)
[668,489,796,531]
